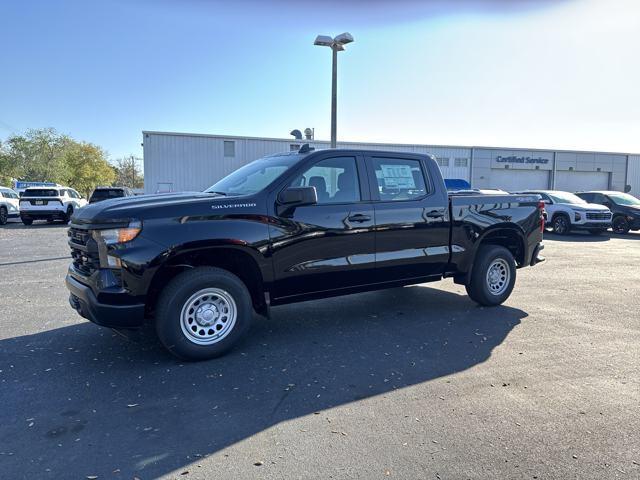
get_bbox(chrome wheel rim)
[180,288,237,345]
[486,258,510,296]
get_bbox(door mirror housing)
[278,186,318,206]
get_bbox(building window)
[223,141,235,157]
[290,144,300,151]
[437,157,449,167]
[454,158,468,167]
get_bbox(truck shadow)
[0,285,526,479]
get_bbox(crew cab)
[20,186,87,225]
[66,147,545,360]
[516,190,612,235]
[0,186,20,225]
[575,191,640,234]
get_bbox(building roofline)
[141,130,640,157]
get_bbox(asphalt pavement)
[0,221,638,479]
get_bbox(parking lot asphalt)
[0,221,638,480]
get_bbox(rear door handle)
[425,210,444,218]
[347,214,371,223]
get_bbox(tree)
[64,142,116,197]
[1,128,71,184]
[113,155,144,189]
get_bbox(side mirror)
[278,186,317,206]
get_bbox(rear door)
[269,153,377,300]
[364,154,450,282]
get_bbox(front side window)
[290,156,360,204]
[206,154,301,197]
[371,157,429,202]
[547,191,587,205]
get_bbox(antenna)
[298,143,315,154]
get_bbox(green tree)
[1,128,71,184]
[113,155,144,189]
[64,142,116,197]
[0,140,18,186]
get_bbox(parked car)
[66,147,545,361]
[19,186,87,225]
[0,186,20,225]
[514,190,612,235]
[575,191,640,234]
[89,186,135,204]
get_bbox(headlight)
[93,220,142,245]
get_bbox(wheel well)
[145,248,266,318]
[551,211,569,222]
[478,229,525,267]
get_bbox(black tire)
[0,207,7,225]
[65,206,74,224]
[611,216,630,234]
[21,217,33,226]
[155,267,253,361]
[588,229,606,235]
[552,214,571,235]
[465,245,517,307]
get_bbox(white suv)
[518,190,612,235]
[19,186,88,225]
[0,186,20,225]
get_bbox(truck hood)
[71,191,237,224]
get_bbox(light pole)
[314,32,354,148]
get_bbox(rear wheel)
[21,217,33,226]
[612,216,630,234]
[155,267,252,361]
[552,214,570,235]
[465,245,517,306]
[64,206,74,224]
[0,207,7,225]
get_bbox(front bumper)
[572,222,611,230]
[66,274,145,328]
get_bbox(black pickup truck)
[66,147,545,360]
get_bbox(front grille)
[586,212,612,220]
[68,228,100,276]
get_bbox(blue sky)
[1,0,639,159]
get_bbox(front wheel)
[155,267,253,361]
[64,207,74,224]
[552,215,570,235]
[0,207,7,225]
[465,245,517,306]
[612,216,630,234]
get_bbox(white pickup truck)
[0,186,20,225]
[19,186,87,225]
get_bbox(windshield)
[91,189,124,201]
[548,191,587,205]
[205,154,301,196]
[22,189,59,197]
[607,192,640,206]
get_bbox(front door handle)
[347,214,371,223]
[425,210,444,218]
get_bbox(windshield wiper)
[207,191,227,196]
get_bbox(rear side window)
[370,157,430,202]
[22,189,59,197]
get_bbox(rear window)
[91,189,125,201]
[22,189,59,197]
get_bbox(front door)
[269,154,376,300]
[364,154,450,282]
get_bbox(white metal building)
[142,131,640,196]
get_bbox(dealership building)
[142,131,640,196]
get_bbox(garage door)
[490,169,550,191]
[555,171,610,192]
